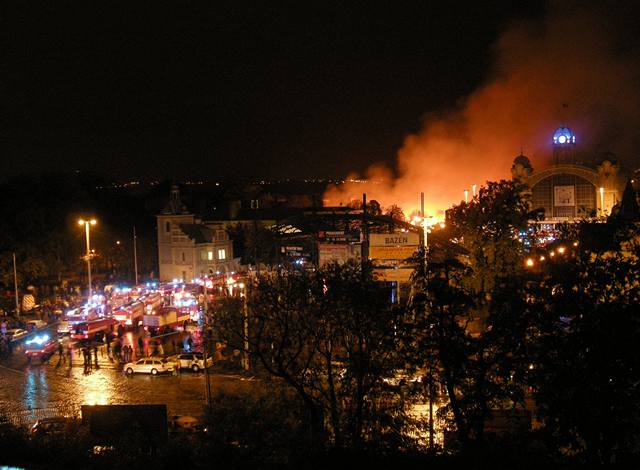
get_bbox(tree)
[216,261,404,449]
[405,181,541,452]
[445,180,533,294]
[531,244,640,464]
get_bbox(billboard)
[318,242,361,266]
[318,231,360,243]
[369,246,417,260]
[81,404,168,444]
[369,233,420,247]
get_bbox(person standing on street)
[56,342,65,367]
[138,336,144,357]
[93,345,99,369]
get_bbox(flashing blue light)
[26,334,50,346]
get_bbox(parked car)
[168,415,207,433]
[5,328,28,342]
[168,352,213,372]
[30,417,78,436]
[26,319,47,331]
[124,357,175,375]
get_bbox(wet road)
[0,325,256,426]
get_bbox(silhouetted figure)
[56,343,65,368]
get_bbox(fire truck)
[142,293,164,315]
[71,318,117,340]
[112,301,145,326]
[143,307,191,331]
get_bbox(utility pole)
[421,192,435,450]
[361,193,368,269]
[13,252,20,318]
[133,226,139,285]
[203,283,212,409]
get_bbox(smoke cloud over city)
[324,1,640,217]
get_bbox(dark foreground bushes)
[0,389,572,470]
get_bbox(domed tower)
[511,153,533,183]
[552,126,576,164]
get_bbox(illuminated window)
[208,251,213,260]
[218,249,226,260]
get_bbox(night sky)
[4,2,546,182]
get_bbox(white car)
[124,357,175,375]
[5,328,28,342]
[168,353,213,372]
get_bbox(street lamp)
[78,218,97,296]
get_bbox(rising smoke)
[324,1,640,217]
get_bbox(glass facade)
[531,174,596,220]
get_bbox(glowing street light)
[557,246,566,254]
[78,218,97,296]
[525,258,535,267]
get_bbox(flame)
[324,2,640,217]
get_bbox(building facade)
[157,186,236,282]
[512,126,627,227]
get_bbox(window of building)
[217,230,226,241]
[181,252,186,262]
[208,251,214,260]
[165,221,171,233]
[200,250,208,261]
[218,249,226,260]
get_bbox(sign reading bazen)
[369,233,419,247]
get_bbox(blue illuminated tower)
[552,126,576,164]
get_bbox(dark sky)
[3,2,546,182]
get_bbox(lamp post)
[78,218,97,296]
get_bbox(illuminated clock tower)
[552,126,576,164]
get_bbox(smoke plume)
[324,1,640,218]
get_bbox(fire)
[324,3,640,217]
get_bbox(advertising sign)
[318,242,361,266]
[369,246,417,260]
[369,233,420,247]
[554,185,575,207]
[318,231,360,243]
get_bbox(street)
[0,325,256,426]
